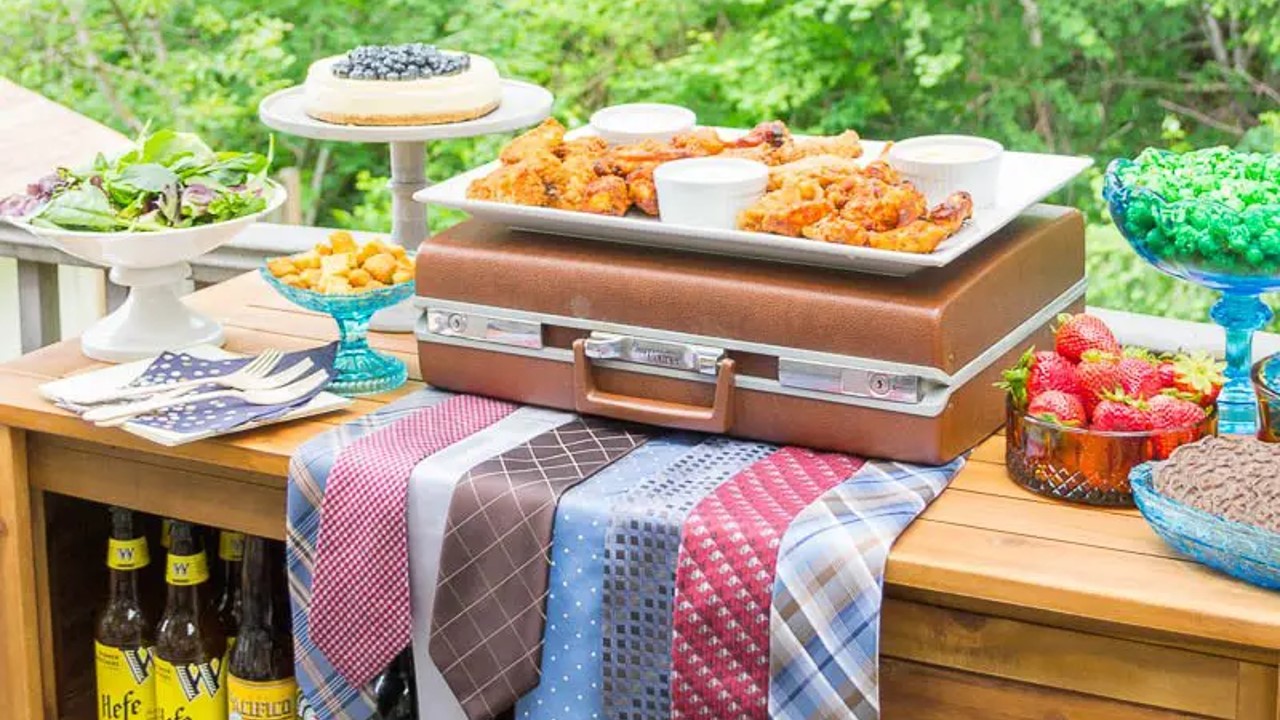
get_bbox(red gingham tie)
[309,394,518,686]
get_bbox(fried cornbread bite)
[266,230,415,294]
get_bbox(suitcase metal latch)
[582,332,724,376]
[425,309,543,349]
[778,358,922,404]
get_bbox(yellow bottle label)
[108,538,151,571]
[161,520,173,550]
[155,655,227,720]
[227,675,298,720]
[165,552,209,586]
[218,532,245,562]
[96,641,157,720]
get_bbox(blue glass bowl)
[1102,156,1280,292]
[260,268,412,396]
[1130,462,1280,590]
[1104,153,1280,435]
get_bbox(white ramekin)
[887,135,1004,209]
[589,103,697,145]
[653,157,769,230]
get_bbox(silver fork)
[87,369,331,428]
[61,349,285,406]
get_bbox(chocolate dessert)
[1155,436,1280,533]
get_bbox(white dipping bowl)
[654,157,768,230]
[888,134,1003,209]
[590,103,696,145]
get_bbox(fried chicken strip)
[862,191,974,253]
[499,118,566,165]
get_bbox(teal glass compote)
[261,269,411,396]
[1104,150,1280,435]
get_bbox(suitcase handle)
[572,339,736,433]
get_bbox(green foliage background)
[3,0,1279,323]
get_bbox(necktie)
[669,447,863,719]
[431,418,649,719]
[514,433,703,720]
[601,437,776,720]
[309,394,520,687]
[768,459,961,720]
[288,387,457,720]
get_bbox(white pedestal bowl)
[10,182,286,362]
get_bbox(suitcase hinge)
[425,309,543,349]
[583,332,724,376]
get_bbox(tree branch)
[304,145,331,227]
[62,0,141,131]
[1017,0,1055,150]
[1200,5,1230,67]
[1157,97,1245,135]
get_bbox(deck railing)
[0,222,331,354]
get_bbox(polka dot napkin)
[119,343,337,435]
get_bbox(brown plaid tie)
[429,417,649,719]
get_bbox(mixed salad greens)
[0,128,275,232]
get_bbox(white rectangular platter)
[419,129,1093,276]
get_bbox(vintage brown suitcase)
[414,206,1085,464]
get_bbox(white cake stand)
[258,80,553,331]
[10,183,287,361]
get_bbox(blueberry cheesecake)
[303,44,501,126]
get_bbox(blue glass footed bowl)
[1130,463,1280,591]
[261,269,411,396]
[1103,154,1280,436]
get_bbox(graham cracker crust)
[307,100,501,127]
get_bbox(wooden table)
[1,273,1277,720]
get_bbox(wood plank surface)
[1236,663,1279,720]
[880,659,1213,719]
[882,599,1239,717]
[0,268,1278,705]
[0,79,130,197]
[27,436,287,540]
[0,426,45,718]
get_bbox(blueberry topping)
[333,43,470,80]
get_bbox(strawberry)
[1116,354,1163,399]
[1076,350,1122,414]
[1146,393,1207,430]
[1054,313,1121,363]
[1171,351,1226,407]
[1147,393,1207,458]
[1026,390,1087,426]
[1156,360,1178,388]
[998,348,1080,408]
[1091,393,1152,431]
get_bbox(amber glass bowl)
[1005,401,1218,506]
[1253,354,1280,443]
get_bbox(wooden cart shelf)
[1,273,1277,720]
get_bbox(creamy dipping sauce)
[602,111,684,133]
[894,143,999,163]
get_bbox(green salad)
[0,128,275,232]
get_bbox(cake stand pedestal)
[258,80,554,332]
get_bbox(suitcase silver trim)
[415,277,1086,417]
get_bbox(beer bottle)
[95,507,157,720]
[227,537,297,720]
[155,521,228,720]
[372,650,415,720]
[215,531,245,651]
